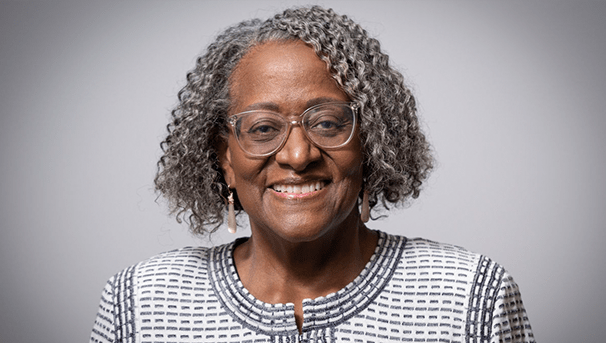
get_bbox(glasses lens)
[304,103,355,148]
[232,103,355,156]
[235,112,287,155]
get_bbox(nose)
[274,125,321,171]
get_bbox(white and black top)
[90,231,535,343]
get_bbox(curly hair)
[155,6,433,235]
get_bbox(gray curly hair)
[155,6,433,235]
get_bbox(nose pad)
[274,125,321,171]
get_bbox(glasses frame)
[227,101,358,157]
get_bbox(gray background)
[1,1,605,342]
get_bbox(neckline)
[207,231,406,336]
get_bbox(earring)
[361,190,370,223]
[227,188,237,233]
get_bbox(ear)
[218,139,236,188]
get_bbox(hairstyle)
[155,6,433,235]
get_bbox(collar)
[207,231,406,336]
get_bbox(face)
[220,41,364,243]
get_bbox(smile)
[271,181,326,195]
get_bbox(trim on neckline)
[207,231,406,336]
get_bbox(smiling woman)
[90,6,534,343]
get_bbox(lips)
[271,181,326,194]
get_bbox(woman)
[91,6,534,343]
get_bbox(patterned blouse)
[91,231,535,342]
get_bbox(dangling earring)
[361,190,370,223]
[227,187,237,233]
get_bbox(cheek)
[229,146,268,187]
[231,156,268,211]
[331,151,364,210]
[336,143,365,204]
[345,153,364,176]
[340,139,365,179]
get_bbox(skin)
[219,40,378,332]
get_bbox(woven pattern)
[91,265,136,343]
[90,233,535,343]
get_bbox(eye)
[308,113,348,132]
[249,123,278,134]
[243,117,285,142]
[313,117,342,129]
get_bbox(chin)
[268,219,332,243]
[262,209,359,244]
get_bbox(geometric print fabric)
[90,232,535,343]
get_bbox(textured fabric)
[90,232,535,343]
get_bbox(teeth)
[273,181,325,194]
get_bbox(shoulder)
[135,246,212,275]
[102,245,218,296]
[91,245,225,343]
[382,232,509,309]
[396,236,507,301]
[381,233,535,342]
[390,235,496,275]
[402,236,484,261]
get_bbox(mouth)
[270,181,327,196]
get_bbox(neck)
[233,213,378,331]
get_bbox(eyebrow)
[240,97,344,113]
[241,102,280,112]
[305,97,343,108]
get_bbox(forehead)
[235,40,328,78]
[229,40,345,111]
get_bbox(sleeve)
[90,266,137,343]
[90,277,117,343]
[490,272,536,343]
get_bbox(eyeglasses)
[228,102,357,157]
